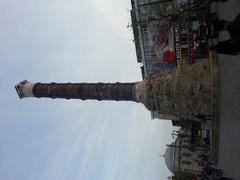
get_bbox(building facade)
[130,0,177,79]
[164,126,210,177]
[130,0,212,120]
[165,138,204,176]
[174,0,210,66]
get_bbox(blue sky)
[0,0,175,179]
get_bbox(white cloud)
[89,0,132,36]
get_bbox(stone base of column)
[139,59,217,120]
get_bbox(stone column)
[15,81,137,102]
[15,61,212,120]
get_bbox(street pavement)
[215,0,240,179]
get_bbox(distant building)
[164,126,210,177]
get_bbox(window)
[141,23,148,32]
[144,46,150,52]
[182,160,191,165]
[182,153,191,157]
[142,32,149,42]
[147,64,153,74]
[138,0,151,5]
[138,0,144,5]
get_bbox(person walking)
[210,13,240,55]
[194,114,212,123]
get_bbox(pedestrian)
[194,114,212,121]
[211,0,228,2]
[209,39,240,55]
[199,154,209,161]
[218,177,235,180]
[210,13,240,55]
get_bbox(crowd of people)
[200,164,235,180]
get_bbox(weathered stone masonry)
[15,60,212,120]
[137,60,211,119]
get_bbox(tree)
[144,0,212,30]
